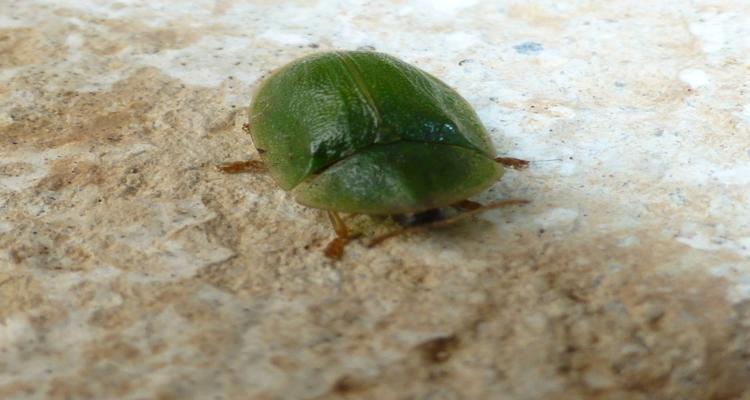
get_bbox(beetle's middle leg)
[324,211,350,260]
[494,157,529,170]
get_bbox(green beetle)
[221,51,527,258]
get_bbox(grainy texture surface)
[1,1,750,399]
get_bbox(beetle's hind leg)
[324,211,351,260]
[452,199,483,211]
[369,199,529,247]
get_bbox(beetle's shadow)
[359,199,529,250]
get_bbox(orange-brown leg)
[216,122,264,173]
[452,199,483,211]
[494,157,530,170]
[324,211,350,260]
[369,199,529,247]
[216,160,267,174]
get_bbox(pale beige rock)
[1,1,749,399]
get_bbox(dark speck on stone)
[513,42,543,55]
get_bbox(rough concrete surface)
[1,1,750,399]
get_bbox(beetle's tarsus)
[242,122,251,135]
[494,157,530,170]
[324,237,347,260]
[324,211,350,260]
[216,160,267,174]
[369,199,530,247]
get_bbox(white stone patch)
[689,17,728,54]
[678,69,710,89]
[0,111,12,128]
[444,31,482,51]
[712,165,750,186]
[676,231,750,259]
[0,220,12,235]
[0,315,35,351]
[65,32,84,49]
[0,66,22,83]
[0,157,50,193]
[676,233,722,252]
[134,35,262,87]
[257,30,309,46]
[9,89,38,107]
[708,192,735,217]
[415,0,478,13]
[99,142,157,162]
[688,12,750,64]
[0,250,13,272]
[557,160,578,176]
[397,5,414,16]
[534,208,580,231]
[736,104,750,125]
[0,146,106,193]
[75,68,133,92]
[0,143,148,193]
[0,15,28,28]
[549,106,576,118]
[30,265,121,308]
[154,234,235,278]
[710,263,750,303]
[617,235,639,248]
[65,32,85,62]
[119,198,235,282]
[37,0,215,26]
[665,155,750,186]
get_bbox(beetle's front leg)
[216,160,267,174]
[324,211,350,260]
[216,121,263,173]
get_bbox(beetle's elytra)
[250,51,503,215]
[225,51,527,258]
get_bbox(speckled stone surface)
[1,1,750,399]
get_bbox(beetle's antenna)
[529,158,564,163]
[368,199,529,248]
